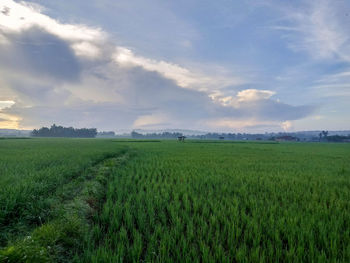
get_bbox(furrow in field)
[0,147,134,263]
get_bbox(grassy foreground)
[1,139,350,262]
[0,138,129,262]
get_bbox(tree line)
[31,124,97,138]
[325,135,350,142]
[130,131,267,140]
[130,130,350,142]
[317,131,350,142]
[131,131,183,139]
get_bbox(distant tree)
[31,129,39,137]
[319,130,328,142]
[131,131,142,139]
[322,130,328,138]
[31,124,97,138]
[97,131,115,138]
[131,131,183,139]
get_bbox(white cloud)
[312,83,350,98]
[0,0,104,41]
[113,47,244,92]
[281,120,292,131]
[237,89,275,102]
[0,0,105,58]
[315,70,350,84]
[71,41,101,58]
[275,0,350,62]
[114,47,196,88]
[0,100,15,110]
[209,89,276,108]
[202,118,294,133]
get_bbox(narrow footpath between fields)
[0,149,135,263]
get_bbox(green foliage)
[0,217,83,263]
[0,239,50,263]
[32,124,97,138]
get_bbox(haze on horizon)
[0,0,349,133]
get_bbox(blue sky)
[0,0,349,132]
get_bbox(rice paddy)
[1,139,349,262]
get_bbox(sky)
[0,0,349,133]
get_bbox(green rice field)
[0,138,349,262]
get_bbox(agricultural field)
[0,138,129,262]
[1,139,350,262]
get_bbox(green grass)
[0,139,127,247]
[1,139,350,262]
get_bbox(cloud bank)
[0,0,315,131]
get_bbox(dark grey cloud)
[0,27,81,82]
[4,80,71,106]
[109,66,215,118]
